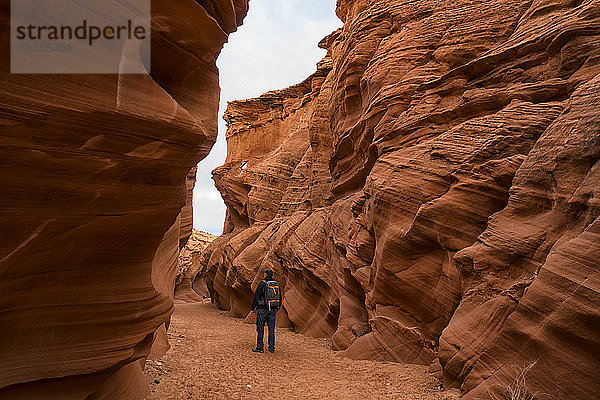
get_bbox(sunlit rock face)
[198,0,600,398]
[176,230,217,302]
[0,0,247,398]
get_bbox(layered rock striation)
[197,0,600,398]
[0,1,247,398]
[176,230,217,301]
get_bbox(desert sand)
[144,301,460,400]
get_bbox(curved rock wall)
[198,0,600,398]
[0,1,247,398]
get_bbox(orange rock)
[0,1,247,398]
[198,0,600,398]
[176,230,217,302]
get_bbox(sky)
[193,0,342,235]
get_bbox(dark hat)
[264,269,274,277]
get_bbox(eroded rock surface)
[198,0,600,398]
[0,1,247,398]
[176,230,217,301]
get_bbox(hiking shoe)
[252,347,264,353]
[268,349,275,353]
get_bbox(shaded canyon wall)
[197,0,600,398]
[0,0,247,398]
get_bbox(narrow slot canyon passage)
[146,0,600,398]
[1,0,598,398]
[143,3,459,398]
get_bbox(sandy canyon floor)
[144,301,461,400]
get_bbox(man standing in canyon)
[251,269,282,353]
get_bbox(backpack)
[264,280,280,311]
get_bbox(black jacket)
[251,279,282,311]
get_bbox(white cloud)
[194,190,222,201]
[193,0,342,235]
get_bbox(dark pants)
[256,308,277,351]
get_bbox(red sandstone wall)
[0,1,247,398]
[197,0,600,398]
[176,230,217,302]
